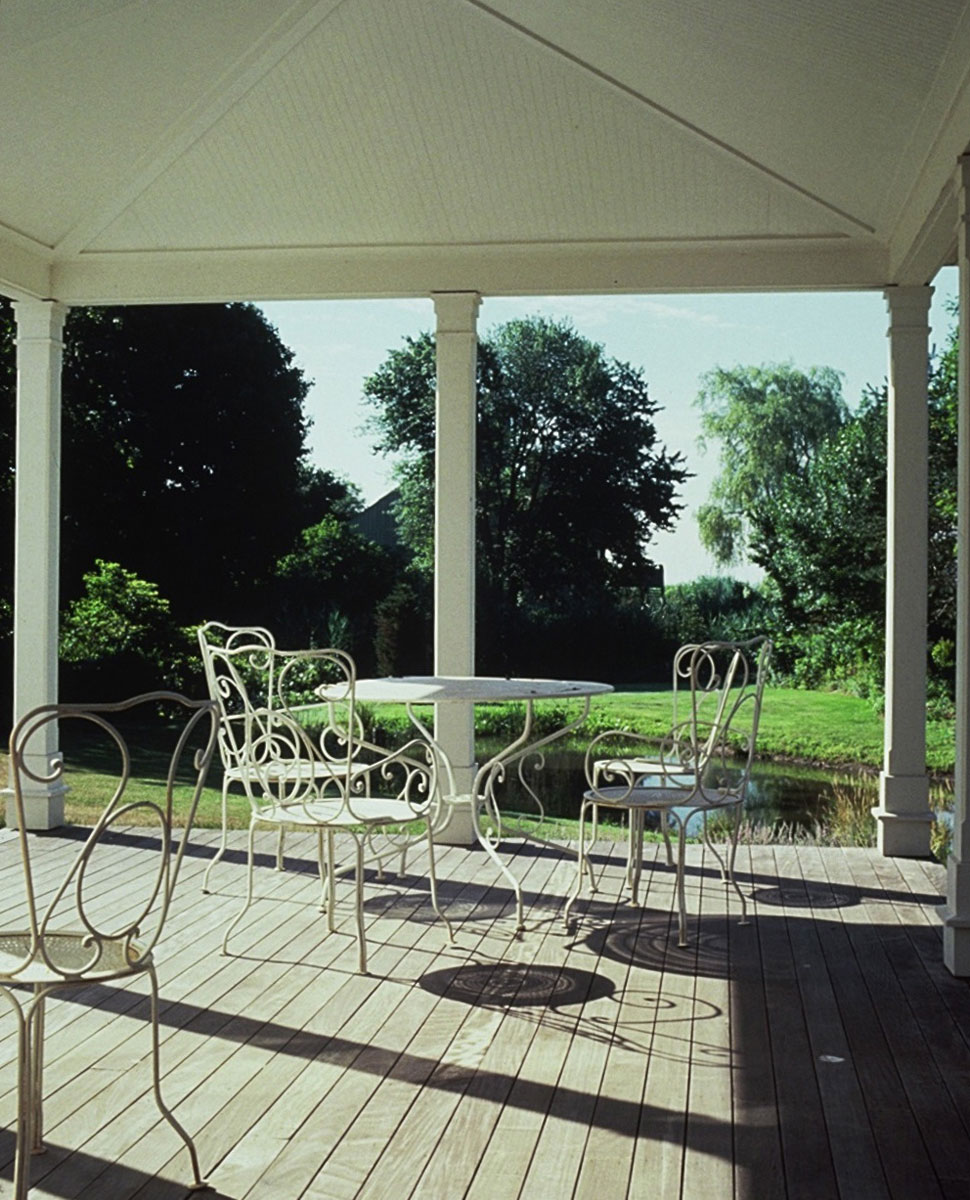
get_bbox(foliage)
[57,303,320,622]
[650,575,772,650]
[754,388,886,627]
[373,575,433,676]
[0,299,378,703]
[364,316,689,673]
[695,363,848,565]
[0,301,353,626]
[272,514,396,667]
[59,560,194,696]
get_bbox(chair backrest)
[669,636,772,799]
[5,692,218,983]
[204,642,437,823]
[198,621,276,712]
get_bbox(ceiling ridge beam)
[53,0,350,260]
[463,0,875,236]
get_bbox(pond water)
[487,747,948,841]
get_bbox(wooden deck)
[1,825,968,1200]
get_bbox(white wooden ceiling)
[2,0,970,303]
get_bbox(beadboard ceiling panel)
[1,0,969,300]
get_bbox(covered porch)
[1,825,963,1199]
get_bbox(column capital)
[12,298,68,343]
[883,285,932,331]
[431,291,481,334]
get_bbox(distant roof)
[352,491,402,549]
[2,0,969,306]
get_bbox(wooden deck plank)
[461,836,630,1200]
[345,839,573,1200]
[623,848,697,1200]
[1,834,970,1199]
[726,839,785,1200]
[750,842,838,1200]
[835,847,970,1197]
[807,843,944,1200]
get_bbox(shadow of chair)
[208,643,454,973]
[1,692,218,1199]
[566,637,772,947]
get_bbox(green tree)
[364,316,688,672]
[0,301,358,626]
[272,514,396,666]
[60,559,192,697]
[57,303,318,622]
[756,386,886,626]
[695,364,849,566]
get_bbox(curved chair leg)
[12,993,32,1200]
[674,819,689,948]
[660,810,675,867]
[628,808,645,907]
[726,805,749,925]
[425,824,455,944]
[325,829,337,933]
[563,800,591,927]
[701,810,730,880]
[275,826,286,872]
[352,836,367,973]
[147,964,208,1191]
[222,820,258,954]
[316,827,328,913]
[28,987,44,1155]
[201,778,231,894]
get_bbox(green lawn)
[362,685,956,774]
[1,685,955,831]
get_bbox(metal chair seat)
[0,931,149,984]
[254,795,426,829]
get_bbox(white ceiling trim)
[44,238,889,306]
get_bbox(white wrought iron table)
[343,675,614,930]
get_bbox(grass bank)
[362,685,956,774]
[1,685,955,835]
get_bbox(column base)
[874,772,933,857]
[3,782,67,831]
[941,907,970,975]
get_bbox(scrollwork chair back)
[1,692,218,1199]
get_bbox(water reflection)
[486,745,887,838]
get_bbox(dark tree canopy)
[58,303,318,621]
[0,300,364,638]
[364,315,689,670]
[0,301,358,629]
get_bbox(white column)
[874,285,933,856]
[943,156,970,973]
[11,300,67,829]
[432,291,480,845]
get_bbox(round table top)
[332,675,614,704]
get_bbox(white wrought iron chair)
[211,643,454,973]
[197,621,280,891]
[0,692,218,1199]
[199,626,420,890]
[566,637,772,946]
[588,642,704,877]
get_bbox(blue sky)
[259,267,958,585]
